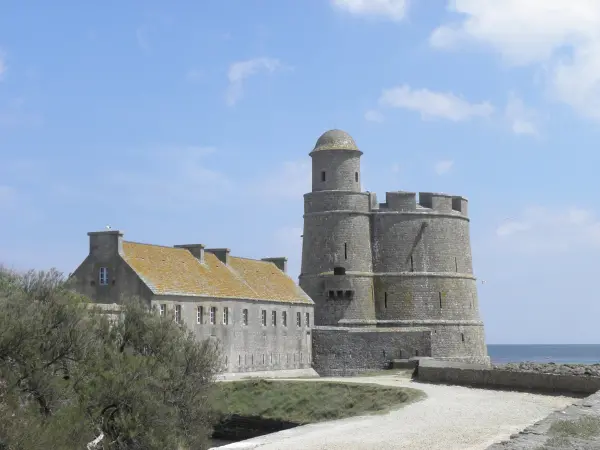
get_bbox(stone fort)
[71,129,489,377]
[303,129,490,375]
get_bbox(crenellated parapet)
[377,191,468,217]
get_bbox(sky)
[2,0,600,345]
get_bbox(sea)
[488,344,600,365]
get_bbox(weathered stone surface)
[495,362,600,377]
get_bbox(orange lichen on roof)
[121,241,311,304]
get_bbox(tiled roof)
[121,241,312,304]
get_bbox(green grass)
[212,379,425,424]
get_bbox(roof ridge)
[124,240,186,250]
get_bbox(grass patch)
[548,415,600,439]
[212,379,425,424]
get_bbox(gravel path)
[213,373,575,450]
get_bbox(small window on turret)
[333,266,346,275]
[336,290,343,298]
[321,171,326,182]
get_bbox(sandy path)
[213,373,575,450]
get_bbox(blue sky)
[2,0,600,344]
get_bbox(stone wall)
[417,359,600,395]
[152,297,314,374]
[312,326,431,376]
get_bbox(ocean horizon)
[488,344,600,364]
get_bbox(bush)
[0,266,222,450]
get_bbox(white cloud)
[252,160,311,199]
[434,160,454,175]
[108,145,231,209]
[505,93,540,136]
[495,206,600,253]
[332,0,408,21]
[431,1,600,120]
[378,84,494,122]
[0,53,6,81]
[364,109,384,122]
[226,57,284,106]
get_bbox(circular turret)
[310,130,362,192]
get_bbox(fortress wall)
[151,298,313,374]
[311,326,432,377]
[304,191,370,214]
[299,275,376,325]
[428,322,489,364]
[373,276,479,321]
[311,151,361,192]
[372,213,473,274]
[417,359,600,395]
[301,213,373,274]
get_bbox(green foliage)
[0,266,222,450]
[213,379,425,424]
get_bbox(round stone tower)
[299,130,376,326]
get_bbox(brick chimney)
[174,244,205,263]
[262,257,288,273]
[205,248,230,265]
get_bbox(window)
[210,307,216,324]
[410,255,414,272]
[282,311,287,327]
[223,307,229,325]
[355,172,358,182]
[439,292,443,309]
[99,267,109,285]
[333,266,346,275]
[159,304,166,317]
[242,309,248,325]
[455,257,458,272]
[197,306,203,324]
[344,290,352,298]
[321,171,326,182]
[461,333,465,342]
[344,243,347,260]
[305,312,310,327]
[271,310,277,326]
[261,310,267,326]
[175,305,182,324]
[384,292,388,309]
[296,312,301,327]
[336,290,343,298]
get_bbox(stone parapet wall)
[417,359,600,395]
[312,326,431,376]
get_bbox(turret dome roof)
[312,129,359,153]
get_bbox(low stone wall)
[312,326,431,377]
[487,390,600,449]
[417,359,600,395]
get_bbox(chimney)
[88,230,124,258]
[205,248,230,265]
[174,244,205,263]
[262,257,288,273]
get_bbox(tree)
[0,266,222,450]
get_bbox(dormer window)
[99,267,109,285]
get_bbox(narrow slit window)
[355,172,358,182]
[384,292,388,309]
[439,292,442,309]
[321,171,326,182]
[461,333,465,342]
[344,243,347,260]
[455,256,458,272]
[410,256,414,272]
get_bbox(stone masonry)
[300,129,490,375]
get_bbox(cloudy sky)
[2,0,600,344]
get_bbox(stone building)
[301,129,490,375]
[71,231,314,374]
